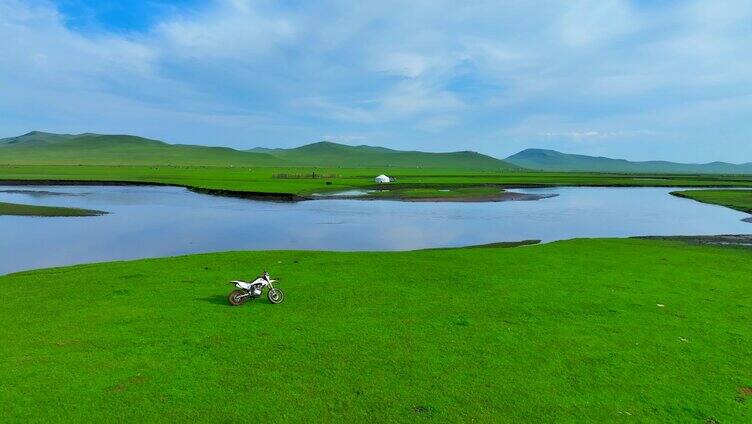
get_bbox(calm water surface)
[1,185,750,274]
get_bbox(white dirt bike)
[228,271,285,306]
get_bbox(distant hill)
[19,132,750,173]
[248,141,521,170]
[0,131,282,166]
[506,148,752,174]
[0,132,520,169]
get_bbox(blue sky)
[1,0,751,162]
[54,0,202,32]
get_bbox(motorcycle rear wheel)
[268,288,285,304]
[228,290,249,306]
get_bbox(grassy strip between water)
[0,201,105,217]
[671,189,752,214]
[366,185,506,201]
[1,238,751,422]
[1,165,752,201]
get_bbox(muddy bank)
[186,187,308,202]
[0,179,307,203]
[1,179,555,203]
[312,187,558,203]
[0,189,87,197]
[0,179,171,187]
[637,234,752,249]
[400,192,558,203]
[421,240,541,251]
[0,201,107,217]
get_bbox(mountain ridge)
[0,132,282,166]
[4,131,749,173]
[0,132,520,169]
[245,140,519,169]
[506,148,752,174]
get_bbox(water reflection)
[1,185,749,274]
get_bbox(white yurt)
[374,174,391,183]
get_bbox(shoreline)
[0,179,558,204]
[2,178,751,205]
[670,190,752,221]
[5,234,748,276]
[0,179,308,203]
[638,234,752,248]
[400,192,558,203]
[0,200,107,217]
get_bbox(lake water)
[1,185,750,274]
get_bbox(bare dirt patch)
[638,235,752,249]
[402,191,557,203]
[0,189,87,196]
[411,405,435,415]
[108,375,148,393]
[55,339,82,347]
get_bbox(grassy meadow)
[0,201,105,217]
[2,165,752,200]
[1,239,751,422]
[672,189,752,214]
[3,132,752,201]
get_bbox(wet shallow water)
[1,185,750,274]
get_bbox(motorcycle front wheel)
[268,288,285,304]
[228,290,249,306]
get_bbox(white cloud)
[379,81,464,116]
[321,134,367,144]
[291,97,376,123]
[415,115,460,132]
[375,52,429,78]
[155,0,295,60]
[0,0,751,161]
[556,0,637,47]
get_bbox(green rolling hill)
[506,148,752,174]
[1,132,521,169]
[0,131,282,166]
[4,132,750,173]
[248,141,521,170]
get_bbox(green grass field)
[1,239,751,422]
[2,165,751,201]
[672,189,752,214]
[0,201,105,216]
